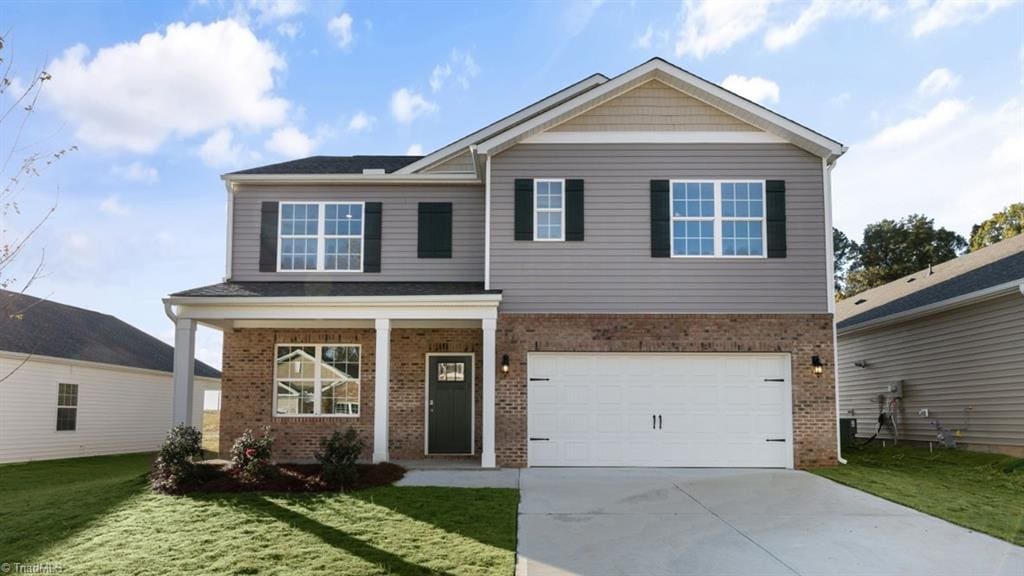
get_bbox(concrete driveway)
[517,468,1024,576]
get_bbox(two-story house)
[165,58,846,469]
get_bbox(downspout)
[484,152,492,290]
[223,180,235,282]
[823,157,846,464]
[163,300,178,323]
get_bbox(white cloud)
[46,20,288,153]
[328,12,354,48]
[833,98,1023,240]
[675,0,771,59]
[634,24,655,49]
[868,99,967,147]
[430,63,451,93]
[347,112,375,133]
[248,0,305,23]
[265,125,316,158]
[198,128,244,167]
[406,143,424,155]
[276,21,301,39]
[721,74,780,104]
[564,0,605,37]
[99,195,131,216]
[450,49,480,90]
[390,88,438,124]
[916,67,961,97]
[829,92,852,108]
[764,0,891,50]
[911,0,1011,37]
[111,161,159,184]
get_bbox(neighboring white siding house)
[0,290,222,464]
[0,353,217,463]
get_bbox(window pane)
[324,238,362,271]
[323,346,359,379]
[321,380,359,415]
[280,238,317,270]
[276,380,315,415]
[57,407,77,431]
[277,346,317,378]
[325,203,363,237]
[672,219,714,256]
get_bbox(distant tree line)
[834,203,1023,299]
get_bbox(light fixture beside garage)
[501,354,510,374]
[811,355,824,377]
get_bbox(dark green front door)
[428,355,473,454]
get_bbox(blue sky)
[3,0,1023,370]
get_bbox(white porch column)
[482,317,497,468]
[373,318,391,463]
[171,317,196,426]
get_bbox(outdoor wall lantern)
[811,355,824,377]
[501,354,510,374]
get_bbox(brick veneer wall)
[494,313,838,469]
[219,328,482,461]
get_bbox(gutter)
[220,173,481,185]
[837,280,1024,336]
[163,293,503,307]
[164,301,178,323]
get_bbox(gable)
[550,80,758,133]
[423,150,475,173]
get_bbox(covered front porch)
[164,283,502,468]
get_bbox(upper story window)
[534,179,565,241]
[279,202,363,272]
[670,180,765,258]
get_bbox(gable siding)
[837,293,1024,452]
[551,80,758,133]
[423,150,475,173]
[489,143,828,313]
[0,356,213,463]
[231,184,484,281]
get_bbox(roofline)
[164,293,503,307]
[221,173,482,185]
[837,279,1024,336]
[0,350,221,382]
[475,58,846,161]
[396,72,609,174]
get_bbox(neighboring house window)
[56,383,78,431]
[534,179,565,241]
[279,202,364,272]
[670,180,765,257]
[274,344,360,417]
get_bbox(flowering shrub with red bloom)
[229,426,275,483]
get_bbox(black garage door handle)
[529,437,550,441]
[766,438,787,442]
[529,377,550,382]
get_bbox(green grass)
[812,444,1024,546]
[0,454,519,575]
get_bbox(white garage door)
[527,353,793,468]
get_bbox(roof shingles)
[229,155,423,175]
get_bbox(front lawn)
[0,453,518,575]
[813,444,1024,546]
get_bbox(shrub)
[315,428,364,488]
[230,426,275,482]
[151,424,204,493]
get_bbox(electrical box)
[839,418,858,448]
[887,380,904,399]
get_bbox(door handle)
[766,438,787,443]
[659,415,662,429]
[652,414,656,429]
[529,437,550,441]
[764,378,785,382]
[529,377,550,382]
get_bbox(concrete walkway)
[516,468,1024,576]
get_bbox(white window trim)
[56,382,78,433]
[669,179,767,259]
[533,178,566,242]
[272,343,362,418]
[277,201,366,273]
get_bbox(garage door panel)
[528,353,792,468]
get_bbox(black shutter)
[565,179,584,241]
[650,180,670,258]
[514,179,534,241]
[364,202,382,272]
[259,201,279,272]
[766,180,786,258]
[418,202,453,258]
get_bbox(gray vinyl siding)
[489,143,828,313]
[837,293,1024,450]
[230,184,484,281]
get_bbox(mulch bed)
[174,461,406,494]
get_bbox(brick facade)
[494,313,838,469]
[219,314,837,469]
[219,327,481,462]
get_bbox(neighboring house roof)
[229,155,423,175]
[171,281,499,298]
[836,235,1024,332]
[0,290,221,378]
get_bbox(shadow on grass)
[349,486,519,553]
[228,495,456,576]
[0,453,153,562]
